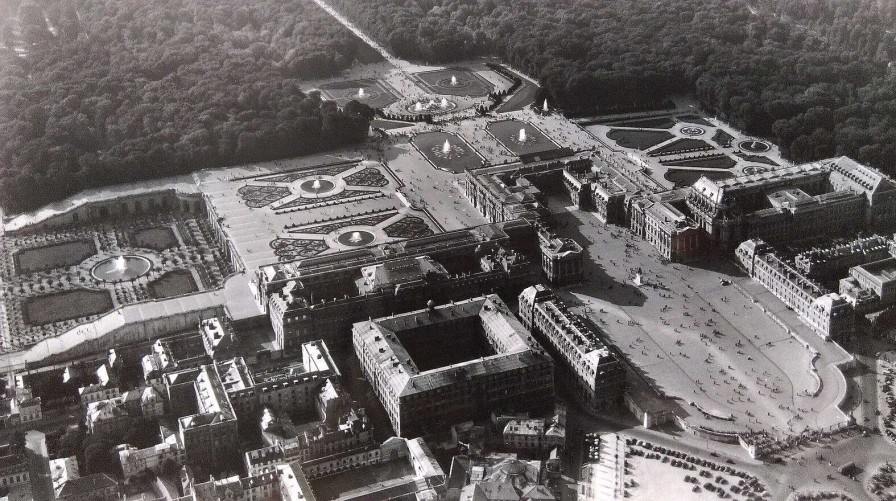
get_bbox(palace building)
[736,239,855,340]
[519,285,626,411]
[687,157,896,248]
[260,221,539,353]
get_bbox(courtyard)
[396,320,496,372]
[309,459,416,500]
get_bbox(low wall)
[1,297,227,372]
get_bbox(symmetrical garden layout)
[0,213,230,349]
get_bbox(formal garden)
[606,129,675,150]
[0,214,232,350]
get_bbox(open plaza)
[548,202,853,435]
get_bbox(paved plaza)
[549,202,852,435]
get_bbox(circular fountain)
[91,255,151,282]
[299,178,336,196]
[336,230,376,247]
[742,165,772,175]
[739,140,771,153]
[680,126,706,136]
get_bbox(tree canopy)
[329,0,896,175]
[0,0,374,213]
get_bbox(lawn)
[606,129,674,150]
[664,169,734,188]
[738,140,771,153]
[14,240,98,274]
[24,289,114,325]
[131,226,179,251]
[676,114,714,127]
[608,116,676,129]
[149,270,199,299]
[734,152,779,166]
[411,131,483,173]
[711,129,734,148]
[648,138,715,156]
[662,154,737,170]
[371,119,414,130]
[496,79,539,113]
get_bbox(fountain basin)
[738,140,770,153]
[91,255,151,282]
[299,178,336,195]
[404,98,457,114]
[336,230,376,247]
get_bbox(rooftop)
[57,472,118,497]
[358,256,448,293]
[854,257,896,283]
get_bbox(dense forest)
[0,0,375,214]
[752,0,896,59]
[329,0,896,175]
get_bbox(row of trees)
[0,0,375,213]
[329,0,896,175]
